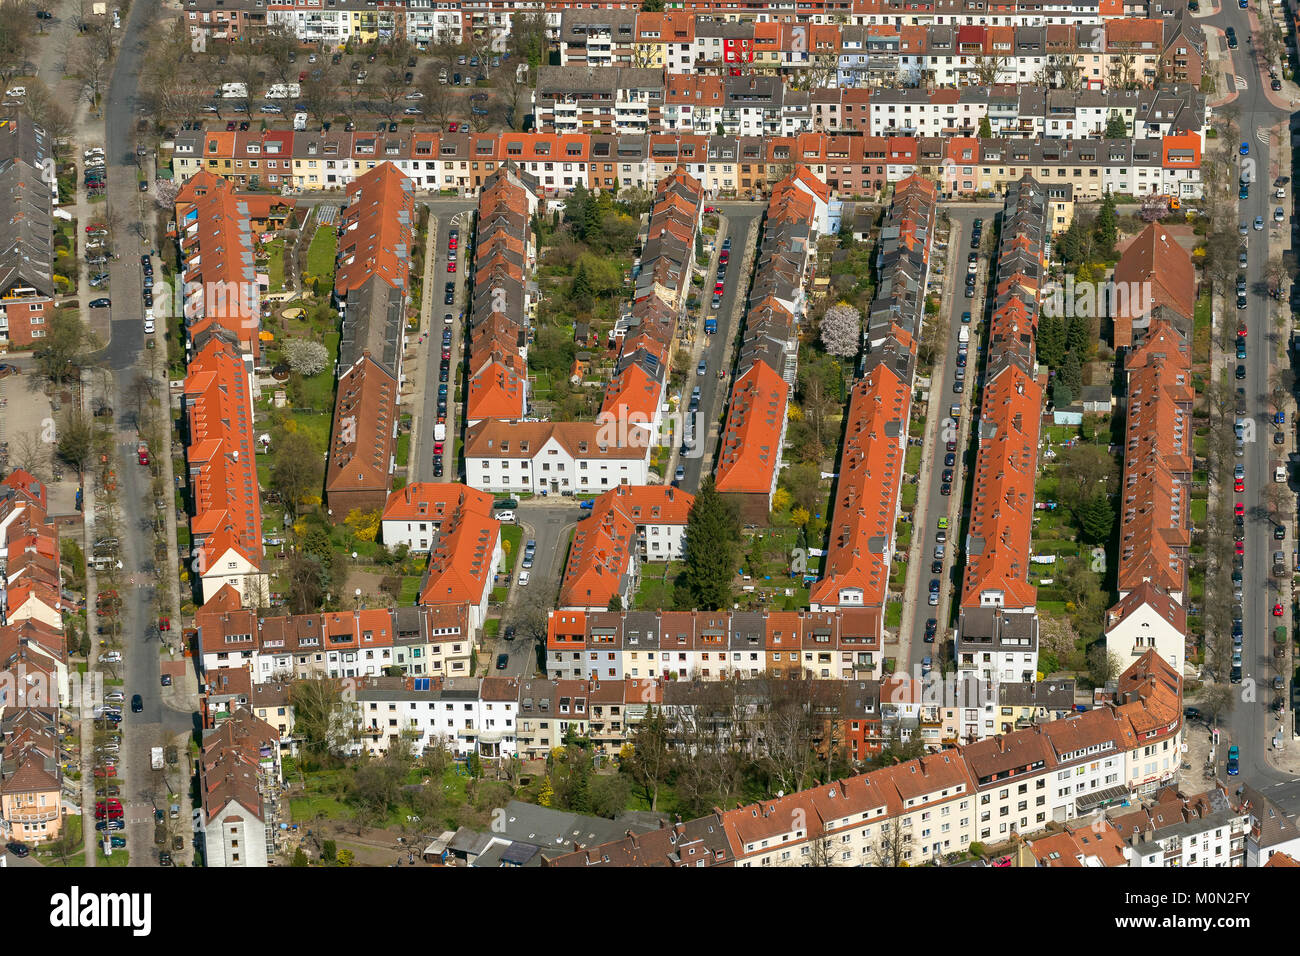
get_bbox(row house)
[353,675,520,758]
[1104,301,1193,673]
[0,118,56,348]
[182,0,268,43]
[533,66,664,134]
[264,0,397,47]
[466,163,538,426]
[182,339,267,607]
[818,177,934,626]
[416,496,503,635]
[0,707,65,845]
[546,608,884,683]
[464,420,651,494]
[558,9,638,67]
[200,711,280,868]
[957,176,1047,672]
[171,128,297,192]
[379,482,495,553]
[195,593,475,682]
[723,649,1180,866]
[325,162,415,518]
[173,170,263,364]
[170,125,1203,204]
[1112,782,1250,867]
[716,168,827,522]
[557,486,693,611]
[600,166,703,449]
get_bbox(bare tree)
[756,678,818,796]
[418,65,453,130]
[20,78,71,152]
[0,0,35,88]
[230,47,263,117]
[493,59,532,131]
[429,27,465,81]
[375,65,407,120]
[972,52,1010,86]
[301,68,340,126]
[9,429,52,483]
[262,23,299,84]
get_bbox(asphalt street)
[1210,0,1296,793]
[676,202,763,494]
[415,199,476,483]
[88,0,192,867]
[905,209,984,671]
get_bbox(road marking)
[1236,75,1249,90]
[1257,128,1271,144]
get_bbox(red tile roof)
[811,365,911,609]
[715,361,789,496]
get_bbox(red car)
[1275,603,1286,617]
[704,205,719,213]
[1235,540,1245,556]
[159,617,170,631]
[434,441,445,455]
[448,122,459,132]
[447,260,456,272]
[1235,478,1246,493]
[719,250,729,265]
[1235,502,1245,516]
[441,348,451,361]
[94,801,123,819]
[714,282,725,294]
[93,765,117,778]
[85,223,105,233]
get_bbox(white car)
[495,510,515,523]
[98,652,122,663]
[261,104,283,114]
[144,317,155,334]
[405,91,424,99]
[104,692,125,703]
[517,570,530,586]
[5,87,25,98]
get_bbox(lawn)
[399,576,424,604]
[306,226,338,280]
[886,601,902,628]
[265,238,286,293]
[501,524,523,572]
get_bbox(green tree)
[271,430,324,518]
[571,262,594,307]
[1077,491,1114,544]
[1094,191,1118,258]
[675,475,740,610]
[1037,313,1067,369]
[1058,350,1083,395]
[978,116,992,138]
[292,847,310,866]
[1104,112,1127,138]
[1052,380,1074,408]
[1065,315,1091,358]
